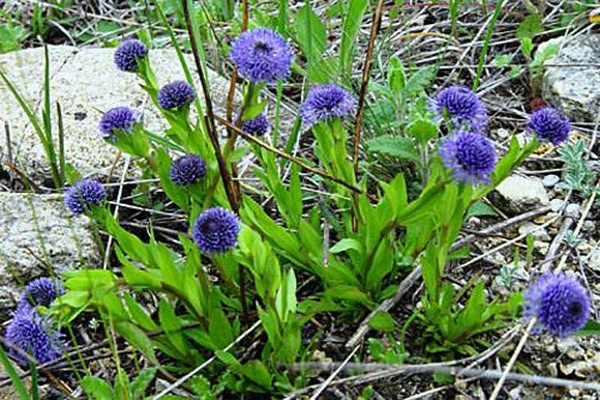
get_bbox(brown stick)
[214,115,371,199]
[352,0,385,176]
[181,0,239,213]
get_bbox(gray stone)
[542,174,560,187]
[588,246,600,272]
[541,35,600,121]
[565,203,581,219]
[518,222,550,241]
[493,175,549,214]
[0,45,295,180]
[550,198,565,213]
[0,193,100,319]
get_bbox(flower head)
[158,80,195,110]
[230,28,292,84]
[241,113,271,136]
[527,107,570,146]
[170,154,207,186]
[16,278,65,314]
[4,313,63,366]
[524,271,591,338]
[431,86,487,132]
[114,39,148,73]
[64,178,105,216]
[439,130,496,185]
[192,207,240,254]
[98,106,142,140]
[300,84,357,128]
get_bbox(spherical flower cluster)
[524,271,591,338]
[114,39,148,72]
[241,113,271,136]
[16,278,65,314]
[4,312,63,366]
[230,28,292,84]
[431,86,487,132]
[439,130,496,185]
[98,106,142,140]
[158,81,196,110]
[300,84,357,128]
[527,107,570,146]
[170,154,207,186]
[64,178,105,216]
[193,207,240,254]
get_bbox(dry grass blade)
[352,0,385,176]
[214,115,369,197]
[181,0,239,213]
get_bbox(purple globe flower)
[170,154,207,185]
[230,28,292,84]
[439,130,496,185]
[300,84,357,128]
[192,207,240,254]
[98,106,142,140]
[64,178,105,216]
[431,86,487,132]
[524,271,591,338]
[158,80,196,110]
[16,278,65,314]
[527,107,570,145]
[241,113,271,136]
[4,312,63,366]
[114,39,148,72]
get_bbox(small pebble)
[550,199,565,213]
[582,220,595,233]
[496,128,510,139]
[565,203,581,218]
[542,174,560,187]
[518,222,550,241]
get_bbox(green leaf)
[516,14,543,40]
[215,350,241,367]
[294,3,326,66]
[407,119,438,145]
[241,360,272,390]
[339,0,368,77]
[123,293,159,332]
[576,319,600,336]
[0,346,31,400]
[493,54,513,68]
[159,299,188,357]
[520,37,533,58]
[387,56,406,94]
[114,321,158,363]
[465,201,498,219]
[368,311,396,332]
[365,135,419,162]
[330,238,363,255]
[131,368,158,399]
[80,376,114,400]
[242,101,267,121]
[209,303,234,349]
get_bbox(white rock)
[0,45,294,180]
[541,35,600,121]
[542,174,560,187]
[0,193,100,319]
[494,175,549,214]
[518,222,550,241]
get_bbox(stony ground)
[1,1,600,399]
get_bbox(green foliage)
[39,0,558,395]
[0,45,66,188]
[558,139,599,197]
[81,369,157,400]
[0,346,34,400]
